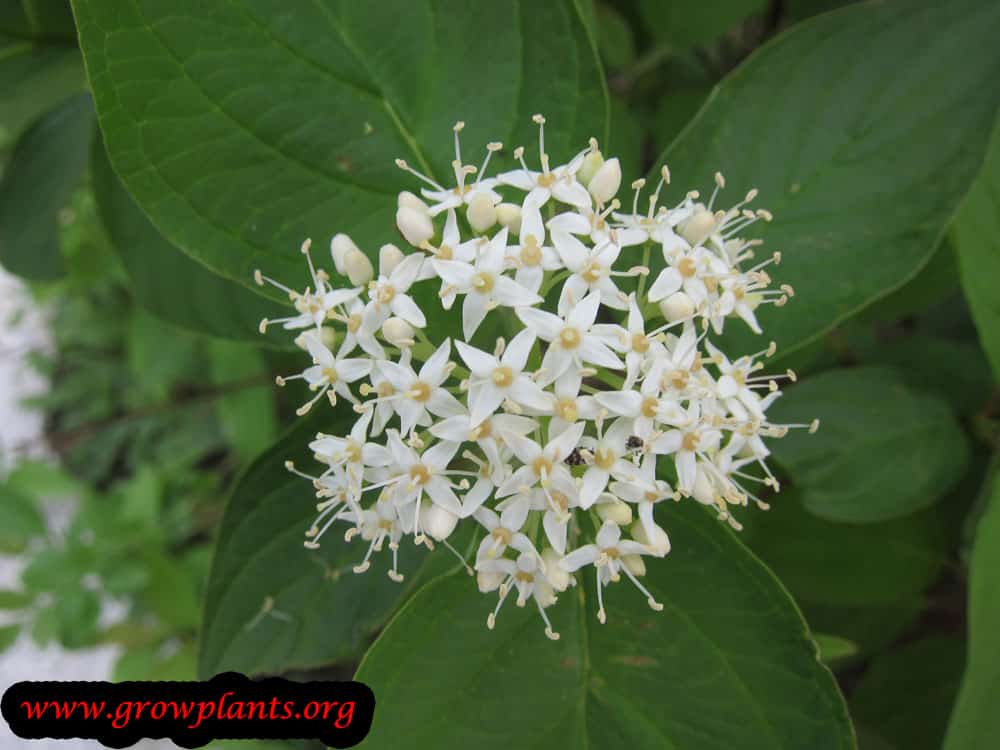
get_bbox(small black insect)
[564,448,586,466]
[626,435,644,450]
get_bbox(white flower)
[516,292,623,385]
[384,430,463,539]
[474,496,533,562]
[455,330,549,425]
[560,520,663,622]
[369,252,428,328]
[374,339,464,435]
[433,228,542,339]
[284,330,373,414]
[578,417,637,509]
[496,115,592,208]
[496,422,584,497]
[507,196,561,294]
[552,231,630,314]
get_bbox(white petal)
[577,337,624,370]
[560,544,599,571]
[432,259,476,288]
[455,341,498,376]
[336,358,373,382]
[493,275,542,308]
[647,267,682,302]
[390,253,425,290]
[497,169,539,191]
[568,291,602,329]
[552,231,589,271]
[424,440,460,471]
[594,390,642,417]
[390,294,427,328]
[551,179,592,208]
[516,306,563,341]
[501,328,536,370]
[462,293,489,340]
[547,211,591,236]
[469,383,506,427]
[543,512,567,555]
[419,339,452,384]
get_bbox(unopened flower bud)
[397,190,428,212]
[623,554,646,577]
[379,243,405,275]
[541,548,571,591]
[588,157,621,205]
[597,498,633,526]
[659,291,695,322]
[631,520,671,557]
[496,202,522,234]
[396,206,434,246]
[466,193,498,233]
[344,249,374,286]
[678,206,717,246]
[330,233,360,275]
[477,569,505,593]
[692,470,716,506]
[382,316,414,347]
[424,502,458,541]
[577,149,604,187]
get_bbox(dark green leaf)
[595,2,636,68]
[90,139,291,344]
[54,587,101,647]
[803,600,923,658]
[74,0,608,290]
[357,503,853,750]
[655,0,1000,359]
[0,1,76,42]
[813,633,858,665]
[141,551,201,631]
[0,92,95,280]
[769,367,969,523]
[944,472,1000,750]
[4,459,83,499]
[741,489,946,607]
[639,0,766,49]
[953,122,1000,380]
[852,636,965,750]
[0,589,34,609]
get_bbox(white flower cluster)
[254,116,818,640]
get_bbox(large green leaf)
[768,367,969,523]
[0,0,76,42]
[72,0,608,291]
[0,92,95,280]
[90,137,290,344]
[953,122,1000,379]
[198,407,460,679]
[356,502,854,750]
[741,489,946,607]
[944,471,1000,750]
[655,0,1000,358]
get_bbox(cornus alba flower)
[253,115,818,641]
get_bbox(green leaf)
[207,340,277,462]
[126,308,203,401]
[5,459,83,499]
[54,587,102,648]
[141,550,201,631]
[803,600,923,658]
[357,503,853,750]
[639,0,766,49]
[944,472,1000,750]
[199,407,454,679]
[90,138,291,344]
[73,0,608,290]
[0,92,95,280]
[594,2,636,68]
[0,484,46,552]
[769,367,969,523]
[655,0,1000,359]
[954,122,1000,380]
[0,36,84,139]
[0,624,20,655]
[852,636,965,750]
[741,489,946,607]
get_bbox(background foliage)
[1,1,999,748]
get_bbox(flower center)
[594,447,616,470]
[436,244,454,260]
[641,397,659,418]
[515,571,535,583]
[475,419,493,439]
[409,464,431,485]
[631,333,650,353]
[521,236,542,267]
[492,366,514,388]
[678,257,697,278]
[581,260,604,284]
[537,173,557,188]
[492,527,512,545]
[532,456,554,478]
[472,272,495,293]
[347,313,362,333]
[551,491,569,511]
[321,366,339,383]
[376,381,394,398]
[559,326,581,349]
[644,490,658,502]
[668,370,688,390]
[378,284,396,304]
[556,398,578,422]
[346,441,362,464]
[682,432,700,452]
[602,547,620,560]
[410,381,432,402]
